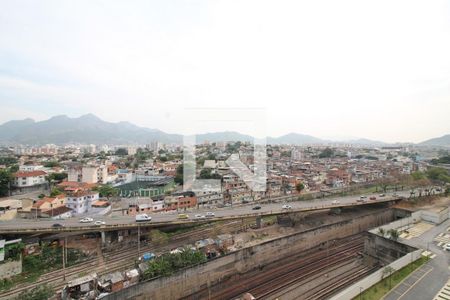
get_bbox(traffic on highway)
[0,190,420,231]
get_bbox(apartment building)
[12,170,47,188]
[65,190,100,215]
[68,164,108,184]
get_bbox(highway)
[0,190,416,233]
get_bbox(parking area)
[399,222,435,240]
[434,227,450,251]
[433,278,450,300]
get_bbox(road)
[384,217,450,300]
[0,190,415,231]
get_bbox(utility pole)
[62,237,66,281]
[137,225,141,258]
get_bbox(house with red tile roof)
[12,170,47,188]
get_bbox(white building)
[65,191,100,215]
[291,148,303,161]
[12,171,47,188]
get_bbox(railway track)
[0,219,251,299]
[253,246,363,300]
[248,242,363,299]
[192,234,365,300]
[305,265,377,300]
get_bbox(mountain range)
[0,114,448,147]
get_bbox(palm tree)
[388,229,399,241]
[382,266,396,289]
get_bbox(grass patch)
[353,256,429,300]
[262,215,277,225]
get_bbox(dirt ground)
[394,196,450,210]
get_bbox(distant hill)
[0,113,430,146]
[268,133,326,145]
[0,114,182,145]
[0,114,331,145]
[338,138,387,146]
[195,131,254,143]
[419,134,450,147]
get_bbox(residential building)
[65,191,100,215]
[12,170,47,188]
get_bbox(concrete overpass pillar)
[256,216,262,229]
[101,231,106,247]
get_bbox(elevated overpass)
[0,196,404,235]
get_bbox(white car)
[79,217,94,223]
[94,220,106,226]
[282,204,292,210]
[206,212,215,217]
[445,243,450,251]
[332,200,340,205]
[195,214,205,219]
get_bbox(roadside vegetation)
[142,249,207,280]
[353,256,429,300]
[0,243,87,292]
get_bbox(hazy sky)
[1,0,449,143]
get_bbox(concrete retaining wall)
[329,248,423,300]
[364,232,417,265]
[105,209,395,300]
[422,207,449,224]
[369,210,422,234]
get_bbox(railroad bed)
[0,219,252,299]
[184,234,373,300]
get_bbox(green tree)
[295,183,305,193]
[95,185,119,200]
[47,172,67,183]
[199,169,221,180]
[142,249,206,280]
[426,167,450,183]
[115,148,128,156]
[0,156,18,166]
[43,161,60,168]
[0,169,12,197]
[4,242,24,261]
[50,187,63,197]
[175,163,196,185]
[431,156,450,165]
[381,266,396,289]
[411,171,426,181]
[388,229,399,241]
[319,148,334,158]
[175,165,184,185]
